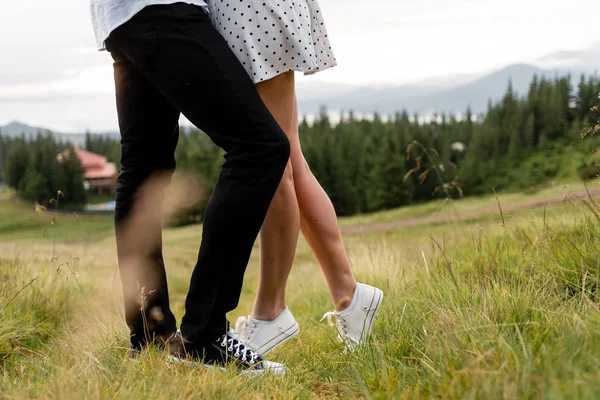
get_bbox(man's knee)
[115,167,173,211]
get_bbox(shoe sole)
[167,355,286,377]
[255,321,300,355]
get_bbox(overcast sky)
[0,0,599,132]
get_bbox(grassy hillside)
[1,182,600,398]
[340,180,599,228]
[0,201,113,243]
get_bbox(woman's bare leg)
[252,72,299,320]
[288,99,357,311]
[252,74,357,319]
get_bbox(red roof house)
[57,148,117,195]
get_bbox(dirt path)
[341,188,600,235]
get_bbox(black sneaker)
[168,329,286,376]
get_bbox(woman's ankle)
[251,303,287,322]
[333,281,358,312]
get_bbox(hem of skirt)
[250,62,338,84]
[303,62,337,77]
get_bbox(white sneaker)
[235,308,300,355]
[321,283,384,351]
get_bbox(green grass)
[0,186,15,201]
[341,179,600,227]
[87,194,116,205]
[0,255,83,363]
[1,185,600,398]
[0,201,113,243]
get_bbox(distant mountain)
[0,121,119,147]
[0,121,52,137]
[297,63,576,116]
[408,64,550,115]
[2,62,593,134]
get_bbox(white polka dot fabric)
[207,0,337,83]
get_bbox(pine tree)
[19,159,51,203]
[378,128,413,209]
[85,131,92,151]
[61,147,88,205]
[5,138,30,191]
[0,133,8,181]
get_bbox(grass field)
[87,194,116,205]
[1,181,600,399]
[340,180,599,228]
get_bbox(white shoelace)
[321,311,360,348]
[235,316,257,342]
[218,331,261,365]
[321,311,340,329]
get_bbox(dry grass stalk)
[492,187,506,229]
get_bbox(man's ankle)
[131,328,177,349]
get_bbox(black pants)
[106,3,290,347]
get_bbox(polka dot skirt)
[206,0,337,83]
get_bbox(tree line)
[1,73,599,214]
[176,73,600,217]
[0,134,87,206]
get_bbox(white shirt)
[90,0,208,51]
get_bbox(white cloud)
[302,0,600,85]
[538,42,600,72]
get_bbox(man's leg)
[109,46,179,349]
[108,3,290,344]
